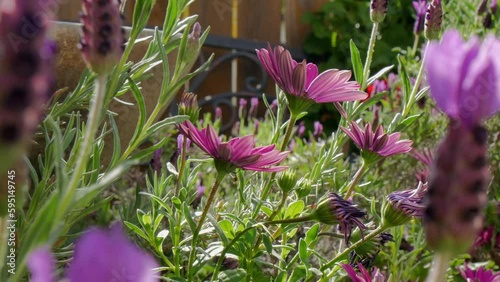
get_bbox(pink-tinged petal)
[256,48,283,87]
[307,69,366,102]
[67,225,158,282]
[232,154,261,167]
[425,30,468,119]
[243,164,289,172]
[228,135,255,160]
[364,123,374,149]
[250,144,277,154]
[458,35,500,124]
[186,123,215,156]
[341,264,362,282]
[203,124,222,157]
[27,247,55,282]
[253,150,289,166]
[379,140,413,156]
[279,49,296,94]
[357,263,372,280]
[305,63,319,88]
[291,61,307,95]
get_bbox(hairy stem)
[362,22,380,90]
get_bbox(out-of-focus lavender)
[413,0,428,34]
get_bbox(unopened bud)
[370,0,389,23]
[424,0,443,40]
[277,170,298,193]
[178,92,200,122]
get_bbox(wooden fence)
[56,0,327,130]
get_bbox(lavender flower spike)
[425,30,500,127]
[424,0,443,40]
[0,0,55,169]
[28,225,158,282]
[370,0,389,23]
[80,0,125,75]
[178,121,288,174]
[413,0,428,34]
[256,44,367,114]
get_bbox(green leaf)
[394,113,422,132]
[145,115,188,137]
[366,65,394,86]
[349,40,363,84]
[126,77,147,149]
[183,202,197,233]
[351,92,386,118]
[415,86,429,101]
[305,223,320,245]
[284,200,305,219]
[218,269,247,282]
[124,221,149,241]
[108,114,122,168]
[262,234,273,255]
[130,138,167,161]
[299,238,310,270]
[397,55,412,107]
[219,219,234,240]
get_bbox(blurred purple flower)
[215,107,222,120]
[341,122,413,158]
[413,0,428,34]
[370,0,389,23]
[150,148,162,173]
[458,264,500,282]
[256,44,367,112]
[191,173,206,209]
[177,133,191,151]
[178,121,288,173]
[313,121,323,138]
[239,98,247,108]
[341,263,386,282]
[411,148,434,182]
[424,0,443,40]
[253,119,259,134]
[425,30,500,127]
[80,0,125,75]
[28,225,158,282]
[297,121,306,138]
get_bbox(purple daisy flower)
[425,30,500,127]
[341,122,413,159]
[382,182,428,227]
[178,121,288,173]
[256,44,367,113]
[458,264,500,282]
[28,225,158,282]
[341,262,386,282]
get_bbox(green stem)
[361,23,380,90]
[57,75,107,220]
[268,191,288,221]
[402,42,428,119]
[252,114,297,219]
[211,224,260,281]
[411,34,420,57]
[175,136,188,197]
[264,215,313,225]
[188,173,226,281]
[321,226,385,272]
[425,251,451,282]
[344,161,366,200]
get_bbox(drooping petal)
[307,70,367,102]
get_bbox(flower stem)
[175,136,188,197]
[57,75,107,220]
[402,42,428,119]
[268,191,288,221]
[425,251,451,282]
[264,215,313,225]
[211,224,260,281]
[344,161,366,200]
[187,172,226,280]
[361,22,380,90]
[411,34,420,57]
[252,114,297,219]
[321,226,386,272]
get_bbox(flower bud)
[381,182,427,228]
[295,178,312,198]
[370,0,389,23]
[277,170,298,193]
[79,0,125,75]
[311,193,367,244]
[178,92,200,122]
[424,0,443,40]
